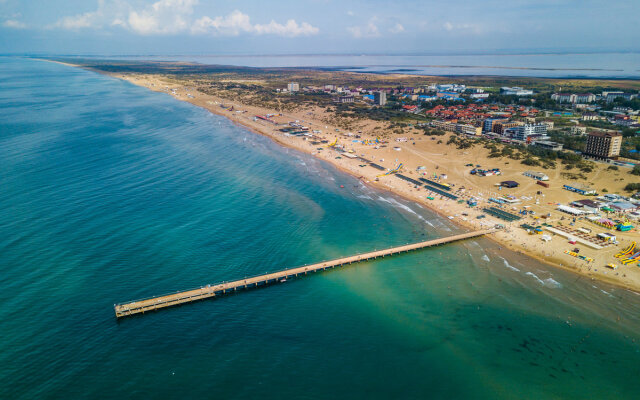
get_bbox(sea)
[71,52,640,78]
[1,57,640,399]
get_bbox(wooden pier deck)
[114,229,495,318]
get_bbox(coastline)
[58,61,640,294]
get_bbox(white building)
[552,93,595,103]
[575,93,596,103]
[551,93,573,103]
[523,171,549,181]
[504,123,548,141]
[500,87,533,96]
[570,125,587,135]
[287,82,300,92]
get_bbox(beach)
[4,57,640,399]
[85,68,640,294]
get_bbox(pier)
[114,229,495,318]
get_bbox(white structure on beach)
[523,171,549,181]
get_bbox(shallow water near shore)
[1,57,640,399]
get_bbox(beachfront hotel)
[584,131,623,159]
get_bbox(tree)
[631,165,640,176]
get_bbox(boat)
[606,263,618,270]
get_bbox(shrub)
[522,157,540,166]
[624,183,640,192]
[631,165,640,176]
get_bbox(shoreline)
[56,60,640,294]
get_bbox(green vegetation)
[624,183,640,192]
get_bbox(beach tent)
[557,205,585,216]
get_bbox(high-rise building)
[287,82,300,92]
[551,93,595,103]
[584,131,622,159]
[374,91,386,106]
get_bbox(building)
[456,124,482,136]
[541,120,554,130]
[504,123,548,141]
[374,91,387,106]
[436,83,466,92]
[563,184,597,196]
[287,82,300,92]
[570,125,587,135]
[523,171,549,181]
[575,93,596,103]
[483,118,509,133]
[493,121,522,135]
[604,92,637,103]
[551,93,573,103]
[533,141,563,151]
[610,201,639,213]
[570,199,602,214]
[335,96,354,103]
[436,91,463,100]
[431,120,457,132]
[584,131,622,159]
[500,87,533,96]
[604,91,624,103]
[500,181,519,188]
[551,93,596,103]
[581,113,601,121]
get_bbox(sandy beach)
[73,67,640,293]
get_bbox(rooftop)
[588,131,622,138]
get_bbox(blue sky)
[0,0,638,55]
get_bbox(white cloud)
[191,10,252,35]
[2,19,27,29]
[52,2,318,37]
[55,10,101,29]
[346,11,355,17]
[389,23,404,34]
[347,18,380,38]
[192,10,318,37]
[443,21,482,33]
[128,0,197,35]
[253,19,318,37]
[52,0,129,30]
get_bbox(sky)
[0,0,638,55]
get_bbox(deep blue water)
[1,57,640,399]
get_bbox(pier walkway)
[114,229,495,318]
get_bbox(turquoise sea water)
[1,57,640,399]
